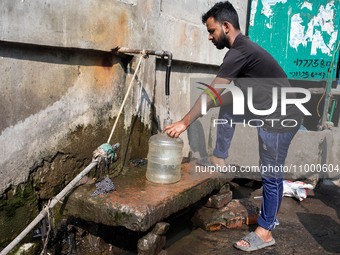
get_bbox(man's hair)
[202,1,240,30]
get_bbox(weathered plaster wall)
[227,126,339,180]
[0,0,249,246]
[0,0,249,195]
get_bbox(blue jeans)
[213,106,299,231]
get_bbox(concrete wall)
[0,8,252,249]
[0,0,248,245]
[228,126,340,180]
[0,0,249,196]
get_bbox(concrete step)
[63,163,229,232]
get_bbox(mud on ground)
[165,179,340,255]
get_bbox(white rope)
[40,203,52,255]
[136,80,143,117]
[1,51,147,255]
[107,52,146,144]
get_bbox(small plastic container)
[146,120,183,184]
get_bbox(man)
[163,1,303,252]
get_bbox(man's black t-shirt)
[216,34,303,131]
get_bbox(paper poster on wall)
[248,0,340,81]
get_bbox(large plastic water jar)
[146,131,183,184]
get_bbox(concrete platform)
[63,163,228,232]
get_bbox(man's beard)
[213,33,230,49]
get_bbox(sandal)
[196,157,217,167]
[233,232,275,252]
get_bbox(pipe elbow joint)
[154,50,172,66]
[164,51,173,66]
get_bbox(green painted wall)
[248,0,340,81]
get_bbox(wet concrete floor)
[165,179,340,255]
[61,172,340,255]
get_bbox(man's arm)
[163,77,232,138]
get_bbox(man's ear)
[223,21,230,34]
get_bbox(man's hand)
[163,119,188,138]
[162,77,231,138]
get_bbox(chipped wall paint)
[301,1,313,11]
[261,0,288,18]
[249,0,258,26]
[248,0,340,81]
[0,0,251,195]
[117,0,137,5]
[289,1,338,56]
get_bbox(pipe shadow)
[296,181,340,253]
[314,181,340,221]
[0,40,127,67]
[296,212,340,253]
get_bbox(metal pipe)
[112,47,173,96]
[0,162,98,255]
[319,41,340,130]
[165,51,172,96]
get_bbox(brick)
[151,222,170,236]
[205,191,233,209]
[226,216,243,229]
[244,214,258,225]
[205,224,223,232]
[218,183,231,194]
[137,233,166,255]
[192,198,259,231]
